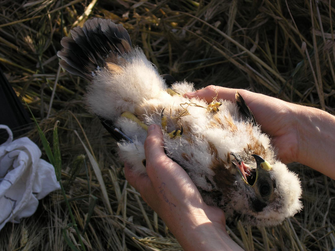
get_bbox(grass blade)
[74,130,113,215]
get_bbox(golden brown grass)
[0,0,334,250]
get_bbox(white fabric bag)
[0,125,60,230]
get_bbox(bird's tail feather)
[58,18,168,121]
[57,18,132,81]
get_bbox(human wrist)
[179,222,242,251]
[294,105,322,165]
[166,207,214,238]
[167,207,242,251]
[293,104,335,178]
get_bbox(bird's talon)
[168,126,183,139]
[161,108,183,139]
[207,101,222,113]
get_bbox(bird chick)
[58,18,302,226]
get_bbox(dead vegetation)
[0,0,334,250]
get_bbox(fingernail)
[148,124,156,132]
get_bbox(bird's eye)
[259,182,271,198]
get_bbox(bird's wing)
[235,92,257,125]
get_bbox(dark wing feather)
[235,92,257,125]
[161,74,177,87]
[99,117,133,143]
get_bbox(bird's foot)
[207,100,222,113]
[161,108,183,139]
[120,110,183,139]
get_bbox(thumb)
[144,124,165,162]
[144,125,185,185]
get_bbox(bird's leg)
[161,108,183,139]
[117,112,147,168]
[166,88,180,96]
[121,111,148,131]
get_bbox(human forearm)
[293,105,335,179]
[167,209,243,251]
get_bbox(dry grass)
[1,0,335,250]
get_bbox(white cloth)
[0,125,60,230]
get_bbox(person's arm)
[293,104,335,179]
[185,85,335,179]
[125,124,243,251]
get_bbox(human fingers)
[184,85,268,128]
[125,124,200,208]
[185,85,298,163]
[124,124,175,194]
[124,162,159,205]
[143,124,167,172]
[144,125,191,186]
[185,85,239,103]
[144,125,203,206]
[185,85,287,131]
[124,163,148,191]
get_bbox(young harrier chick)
[58,18,302,226]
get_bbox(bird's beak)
[232,154,273,187]
[248,154,272,188]
[252,154,272,171]
[231,152,257,186]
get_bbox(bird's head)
[228,153,302,226]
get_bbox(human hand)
[125,124,243,250]
[185,85,299,164]
[185,85,335,180]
